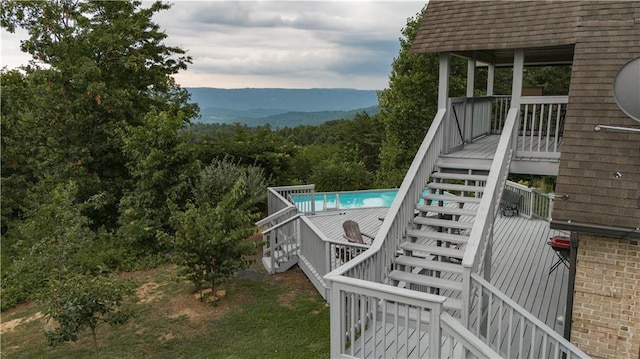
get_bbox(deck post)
[440,52,451,153]
[438,52,450,110]
[466,55,476,142]
[487,63,495,96]
[329,282,343,357]
[511,50,525,154]
[430,303,442,358]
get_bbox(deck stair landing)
[389,159,490,314]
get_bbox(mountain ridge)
[187,88,379,127]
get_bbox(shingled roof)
[413,1,640,231]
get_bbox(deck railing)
[325,108,449,356]
[446,96,494,153]
[518,96,567,159]
[260,214,301,274]
[330,277,446,358]
[504,181,554,220]
[462,107,519,326]
[491,96,512,134]
[270,184,316,214]
[297,216,369,300]
[469,273,589,359]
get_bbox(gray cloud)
[2,1,425,89]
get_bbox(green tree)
[40,273,134,348]
[161,159,267,299]
[375,12,467,188]
[310,158,373,192]
[118,109,200,251]
[1,0,197,231]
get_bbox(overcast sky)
[0,1,425,90]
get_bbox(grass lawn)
[1,262,330,358]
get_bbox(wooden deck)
[441,135,562,175]
[308,207,570,335]
[305,207,388,243]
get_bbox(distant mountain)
[186,88,379,127]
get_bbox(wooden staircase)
[389,158,490,314]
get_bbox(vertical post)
[487,63,495,133]
[512,50,524,108]
[438,52,450,110]
[487,63,495,96]
[430,304,442,358]
[483,221,493,282]
[511,50,525,154]
[325,241,332,280]
[564,232,579,341]
[466,56,476,142]
[330,283,343,357]
[310,185,315,215]
[462,267,471,328]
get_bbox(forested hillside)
[189,88,379,126]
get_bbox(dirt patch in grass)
[1,239,328,358]
[1,310,44,334]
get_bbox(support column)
[438,52,450,110]
[511,49,524,108]
[487,63,495,96]
[465,56,476,141]
[564,231,578,340]
[511,50,525,151]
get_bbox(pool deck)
[306,207,570,336]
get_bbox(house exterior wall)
[572,234,640,359]
[552,3,640,230]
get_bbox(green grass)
[2,265,330,359]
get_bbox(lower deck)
[307,207,570,337]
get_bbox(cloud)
[2,1,426,89]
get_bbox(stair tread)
[395,255,463,274]
[401,241,466,258]
[413,216,474,230]
[423,193,482,204]
[389,270,463,291]
[431,172,488,182]
[406,229,470,244]
[416,205,476,217]
[427,182,485,192]
[436,160,492,171]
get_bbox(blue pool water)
[291,189,431,212]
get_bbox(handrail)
[325,108,447,357]
[469,273,590,358]
[462,108,519,268]
[462,107,519,326]
[440,312,503,359]
[255,204,296,227]
[261,213,303,235]
[325,108,447,280]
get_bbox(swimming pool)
[290,189,431,212]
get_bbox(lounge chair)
[342,220,375,245]
[500,189,521,217]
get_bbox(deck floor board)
[309,207,570,336]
